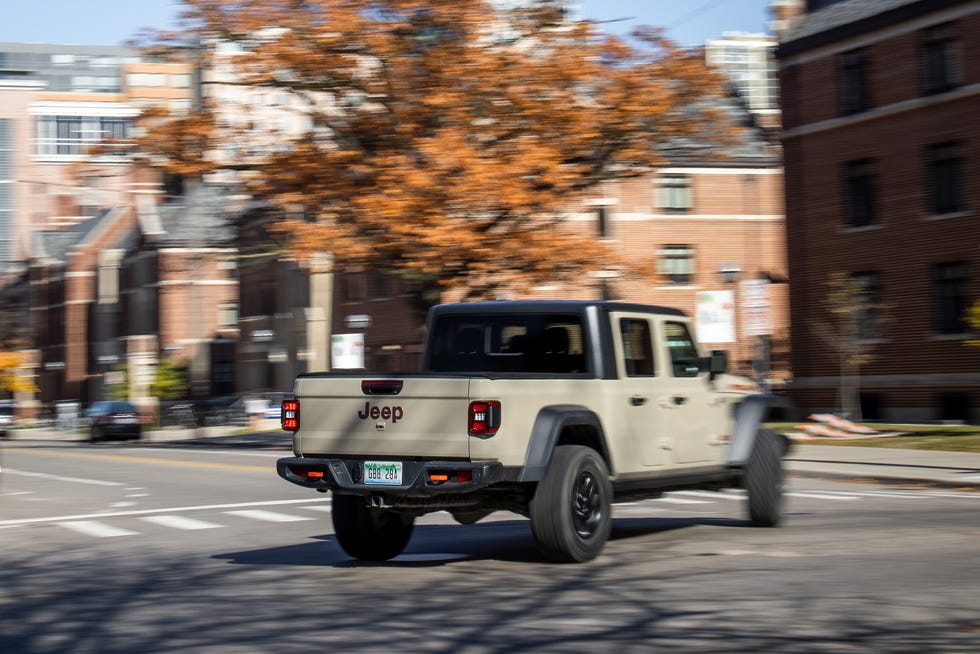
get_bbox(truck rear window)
[427,314,589,374]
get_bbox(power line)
[668,0,726,29]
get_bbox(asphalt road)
[2,439,979,653]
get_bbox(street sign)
[332,333,365,369]
[696,290,736,343]
[741,279,772,336]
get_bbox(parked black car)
[85,401,142,442]
[0,399,14,438]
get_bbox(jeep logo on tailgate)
[357,402,404,423]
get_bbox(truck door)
[658,320,715,464]
[612,313,672,467]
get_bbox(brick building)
[779,0,980,422]
[29,205,138,405]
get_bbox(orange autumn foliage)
[0,351,37,395]
[138,0,733,299]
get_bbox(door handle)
[673,396,687,406]
[630,396,647,406]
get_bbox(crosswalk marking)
[23,487,978,541]
[224,509,313,523]
[140,515,223,530]
[61,521,138,538]
[299,505,333,513]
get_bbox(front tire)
[529,445,612,563]
[744,428,784,527]
[331,493,414,561]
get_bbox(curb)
[787,469,980,490]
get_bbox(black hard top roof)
[430,300,686,318]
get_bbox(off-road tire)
[744,428,784,527]
[331,493,414,561]
[529,445,613,563]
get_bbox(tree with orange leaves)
[137,0,732,301]
[0,351,37,396]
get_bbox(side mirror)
[708,350,728,381]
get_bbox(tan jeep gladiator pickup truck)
[277,301,791,563]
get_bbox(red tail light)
[282,399,300,431]
[468,400,501,436]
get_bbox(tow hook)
[369,494,391,509]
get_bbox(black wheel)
[89,427,101,443]
[529,445,612,563]
[331,493,414,561]
[744,428,784,527]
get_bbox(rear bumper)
[277,457,505,495]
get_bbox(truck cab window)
[620,318,654,377]
[665,322,701,377]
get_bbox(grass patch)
[766,423,980,453]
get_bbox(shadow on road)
[213,516,752,567]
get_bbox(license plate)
[364,461,402,485]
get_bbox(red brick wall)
[781,3,980,421]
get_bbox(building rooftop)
[781,0,953,55]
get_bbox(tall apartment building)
[706,32,781,130]
[779,0,980,422]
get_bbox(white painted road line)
[674,491,744,501]
[61,521,138,538]
[140,515,223,530]
[829,491,928,499]
[225,509,314,523]
[653,497,710,505]
[2,468,125,486]
[786,492,858,501]
[298,505,333,513]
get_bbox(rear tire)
[744,428,784,527]
[331,493,414,561]
[529,445,612,563]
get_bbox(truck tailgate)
[291,376,473,458]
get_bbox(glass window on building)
[596,205,610,238]
[927,141,963,215]
[850,271,883,341]
[344,270,367,302]
[658,175,691,213]
[839,49,871,115]
[218,302,239,328]
[170,73,193,88]
[127,73,167,87]
[922,23,961,95]
[843,159,877,228]
[934,262,968,334]
[658,245,695,285]
[37,115,131,156]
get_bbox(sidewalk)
[3,425,252,443]
[786,444,980,489]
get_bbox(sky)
[0,0,774,48]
